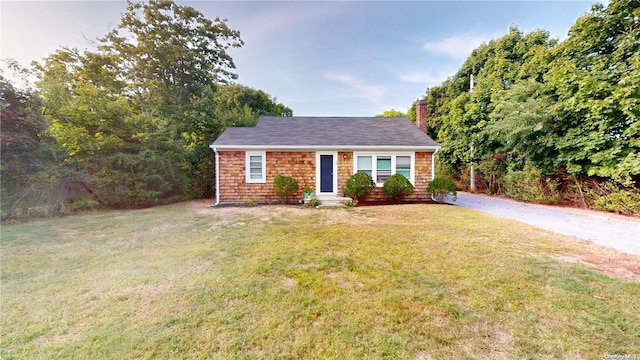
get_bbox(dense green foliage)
[382,174,414,202]
[375,109,406,117]
[0,75,67,219]
[273,175,299,204]
[426,177,457,203]
[2,0,291,217]
[424,0,639,213]
[581,179,640,215]
[343,172,376,202]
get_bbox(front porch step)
[315,196,352,207]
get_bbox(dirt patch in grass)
[192,200,309,219]
[550,249,640,281]
[191,200,640,281]
[507,221,640,281]
[190,199,375,227]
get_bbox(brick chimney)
[416,97,427,133]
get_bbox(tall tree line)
[1,0,291,219]
[424,0,639,214]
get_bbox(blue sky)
[2,1,596,116]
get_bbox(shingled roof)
[211,116,439,149]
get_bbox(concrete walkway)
[447,192,640,256]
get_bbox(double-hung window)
[376,156,392,183]
[246,151,266,183]
[395,156,411,179]
[354,153,414,186]
[357,156,373,177]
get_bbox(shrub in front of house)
[274,175,299,204]
[427,177,458,203]
[344,172,376,203]
[306,198,321,207]
[383,174,414,202]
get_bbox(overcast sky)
[1,1,596,116]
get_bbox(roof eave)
[210,144,441,151]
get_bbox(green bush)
[1,173,68,220]
[66,198,101,212]
[427,177,458,203]
[383,174,414,202]
[583,181,640,215]
[306,198,321,207]
[344,172,376,203]
[274,175,299,204]
[504,165,561,203]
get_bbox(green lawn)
[1,202,639,359]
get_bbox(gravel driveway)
[447,192,640,255]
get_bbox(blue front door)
[320,154,334,193]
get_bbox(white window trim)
[316,151,338,196]
[353,152,415,187]
[245,151,266,183]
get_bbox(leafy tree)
[32,1,293,204]
[418,0,639,213]
[422,86,451,139]
[95,0,246,198]
[1,75,48,188]
[0,73,64,218]
[213,84,292,121]
[485,80,558,174]
[545,0,640,186]
[406,101,417,123]
[376,109,405,117]
[427,28,558,182]
[99,0,243,107]
[34,48,190,206]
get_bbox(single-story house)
[210,99,439,205]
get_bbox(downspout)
[211,146,220,206]
[431,147,440,180]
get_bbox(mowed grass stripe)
[1,202,638,359]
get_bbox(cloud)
[324,73,386,104]
[423,32,496,58]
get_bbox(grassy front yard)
[2,202,639,359]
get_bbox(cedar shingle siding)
[217,150,434,203]
[218,151,315,203]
